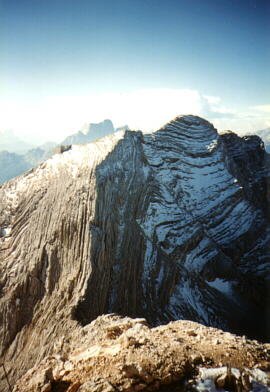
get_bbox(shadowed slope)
[0,115,269,390]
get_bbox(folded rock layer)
[0,115,269,390]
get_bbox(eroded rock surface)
[12,315,270,392]
[0,115,269,390]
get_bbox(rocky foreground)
[12,314,270,392]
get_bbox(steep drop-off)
[0,115,269,389]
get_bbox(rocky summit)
[0,115,269,390]
[12,314,270,392]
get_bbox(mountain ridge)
[0,120,129,184]
[0,115,269,390]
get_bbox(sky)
[0,0,269,144]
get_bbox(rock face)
[0,115,269,390]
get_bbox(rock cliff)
[0,115,269,390]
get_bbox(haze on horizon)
[0,0,269,145]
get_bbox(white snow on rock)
[1,130,126,212]
[183,237,218,273]
[194,367,269,392]
[139,115,261,323]
[2,227,11,236]
[206,278,236,299]
[168,279,210,324]
[140,115,257,252]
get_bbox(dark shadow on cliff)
[72,126,270,342]
[73,130,150,324]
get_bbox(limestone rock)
[12,315,270,392]
[0,115,269,390]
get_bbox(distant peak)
[103,119,114,125]
[88,119,114,127]
[88,119,114,133]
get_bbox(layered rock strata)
[0,115,269,390]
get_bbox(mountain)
[0,130,35,154]
[23,147,53,166]
[38,141,58,152]
[0,115,269,390]
[0,151,32,184]
[0,148,53,184]
[253,127,270,153]
[0,130,57,184]
[60,119,115,145]
[0,120,126,184]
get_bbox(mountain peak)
[0,115,269,390]
[163,114,216,130]
[87,119,114,135]
[155,114,218,157]
[61,119,115,145]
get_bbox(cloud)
[200,98,270,133]
[212,106,270,134]
[250,104,270,113]
[0,89,204,142]
[203,95,221,105]
[200,96,236,120]
[0,88,269,142]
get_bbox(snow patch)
[207,278,234,296]
[194,367,269,392]
[207,139,218,151]
[169,280,209,324]
[2,227,11,236]
[184,237,218,273]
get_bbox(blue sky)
[0,0,269,142]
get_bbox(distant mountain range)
[1,121,268,185]
[1,120,129,184]
[0,148,53,184]
[61,119,129,145]
[0,130,35,154]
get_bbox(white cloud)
[226,104,270,134]
[0,89,203,142]
[0,89,269,143]
[203,95,221,105]
[250,104,270,113]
